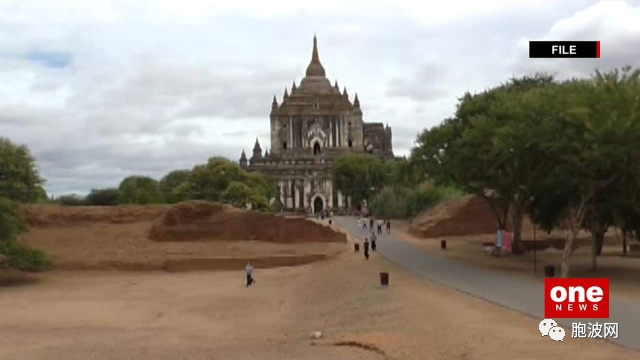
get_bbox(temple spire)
[239,149,247,167]
[252,138,262,159]
[292,80,297,91]
[312,35,319,62]
[342,86,349,100]
[283,87,289,100]
[272,95,278,108]
[354,93,360,108]
[305,35,326,77]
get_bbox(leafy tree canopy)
[0,137,44,203]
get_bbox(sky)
[1,0,639,196]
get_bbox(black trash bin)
[354,243,360,252]
[544,265,555,277]
[380,272,389,286]
[441,240,447,250]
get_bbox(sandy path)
[1,251,637,360]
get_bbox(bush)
[0,198,26,243]
[0,197,51,272]
[0,137,44,203]
[0,240,51,272]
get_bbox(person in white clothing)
[245,263,255,287]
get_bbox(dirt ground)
[19,203,345,271]
[395,222,640,302]
[4,203,637,359]
[1,248,637,360]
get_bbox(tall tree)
[332,154,386,208]
[186,157,248,201]
[117,176,163,204]
[0,137,44,202]
[0,138,50,271]
[529,69,640,276]
[159,170,191,203]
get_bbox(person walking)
[369,217,374,230]
[386,219,391,234]
[363,238,370,260]
[371,231,377,252]
[363,217,368,231]
[245,262,255,287]
[377,219,383,235]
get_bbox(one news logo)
[529,41,600,58]
[544,278,609,318]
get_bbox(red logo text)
[544,278,609,318]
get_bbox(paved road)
[333,216,640,350]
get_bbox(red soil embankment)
[22,204,167,227]
[18,202,346,271]
[149,201,346,243]
[410,196,499,238]
[409,195,538,238]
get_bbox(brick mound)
[149,201,346,243]
[21,204,167,227]
[409,195,536,238]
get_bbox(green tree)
[413,75,561,252]
[0,197,26,243]
[221,181,267,210]
[159,170,191,203]
[0,137,44,202]
[246,172,278,202]
[117,176,163,204]
[413,69,640,275]
[186,157,248,201]
[0,138,51,271]
[332,154,386,208]
[527,69,640,276]
[170,158,277,210]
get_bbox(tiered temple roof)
[270,35,356,115]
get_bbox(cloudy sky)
[1,0,639,196]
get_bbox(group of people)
[358,216,391,234]
[358,216,391,260]
[245,214,392,287]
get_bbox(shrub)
[0,197,26,243]
[0,197,51,272]
[0,240,51,272]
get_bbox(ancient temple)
[240,36,393,213]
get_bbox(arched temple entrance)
[313,196,324,214]
[313,141,321,155]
